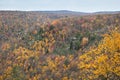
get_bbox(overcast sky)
[0,0,120,12]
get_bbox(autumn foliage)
[78,29,120,80]
[0,11,120,80]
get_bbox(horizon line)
[0,9,120,13]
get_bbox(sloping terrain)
[0,11,120,80]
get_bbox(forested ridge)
[0,11,120,80]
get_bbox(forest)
[0,11,120,80]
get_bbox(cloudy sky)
[0,0,120,12]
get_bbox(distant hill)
[94,11,120,15]
[36,10,120,15]
[0,10,120,16]
[37,10,89,16]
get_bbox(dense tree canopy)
[0,11,120,80]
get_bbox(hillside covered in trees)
[0,11,120,80]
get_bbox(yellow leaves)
[32,41,43,51]
[2,66,12,79]
[84,64,92,69]
[101,30,120,53]
[93,54,110,77]
[113,66,120,76]
[63,64,68,70]
[112,52,120,63]
[78,62,87,69]
[42,66,48,73]
[95,54,108,63]
[93,68,106,76]
[12,46,39,71]
[79,54,87,60]
[32,32,55,54]
[28,74,40,80]
[62,76,69,80]
[13,47,35,59]
[110,52,120,76]
[78,30,120,79]
[68,55,73,61]
[47,58,57,71]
